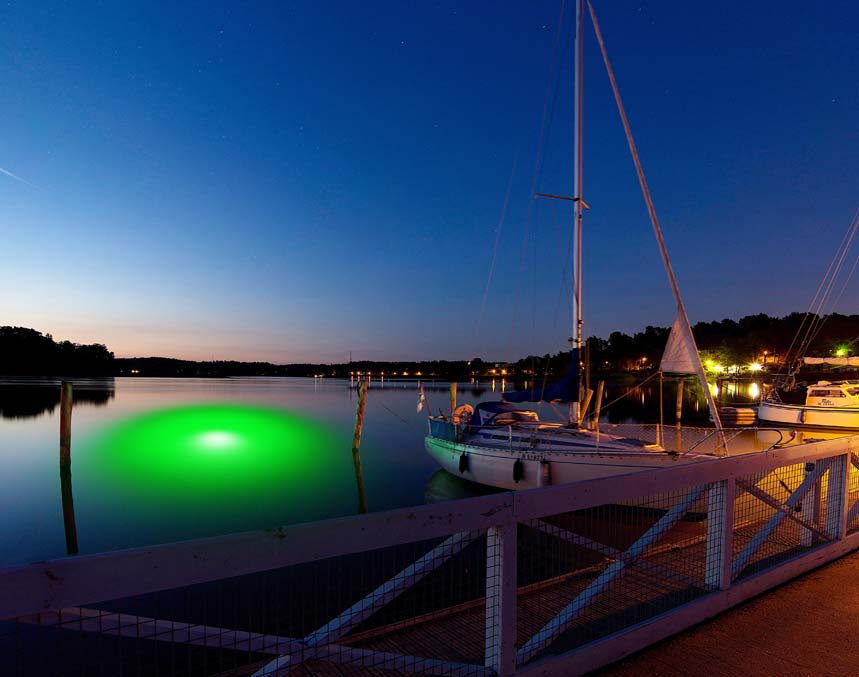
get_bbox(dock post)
[351,380,369,514]
[485,519,517,675]
[59,381,78,555]
[716,377,724,409]
[705,479,735,590]
[450,382,457,417]
[801,462,822,547]
[826,453,849,540]
[60,382,72,465]
[675,379,684,423]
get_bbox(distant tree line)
[585,312,859,374]
[0,326,114,376]
[5,313,859,378]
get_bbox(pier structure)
[3,434,859,675]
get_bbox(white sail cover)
[660,311,699,374]
[804,356,859,366]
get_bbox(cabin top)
[806,380,859,406]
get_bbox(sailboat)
[424,0,731,490]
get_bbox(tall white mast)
[571,0,585,426]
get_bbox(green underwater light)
[80,404,353,526]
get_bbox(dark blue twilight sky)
[0,1,856,362]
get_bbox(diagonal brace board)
[253,530,480,675]
[737,479,831,544]
[527,519,701,589]
[19,607,491,676]
[731,459,833,579]
[516,486,706,665]
[845,493,859,528]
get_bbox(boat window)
[847,388,859,396]
[809,389,846,397]
[487,410,540,426]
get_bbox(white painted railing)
[3,434,859,676]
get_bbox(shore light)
[749,363,763,372]
[836,347,848,357]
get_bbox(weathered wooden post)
[658,371,664,448]
[450,382,457,417]
[59,381,78,554]
[591,380,605,431]
[674,378,685,452]
[351,380,369,514]
[60,381,72,465]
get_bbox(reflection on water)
[0,377,465,566]
[0,374,842,568]
[424,469,502,504]
[0,378,114,419]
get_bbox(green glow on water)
[80,404,354,532]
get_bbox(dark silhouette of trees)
[6,312,859,379]
[0,327,114,376]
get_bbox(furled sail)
[503,349,579,403]
[659,312,700,374]
[804,356,859,366]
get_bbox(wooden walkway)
[598,549,859,676]
[221,506,781,676]
[222,485,839,676]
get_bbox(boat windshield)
[808,389,847,398]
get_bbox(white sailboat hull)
[424,429,709,491]
[758,400,859,431]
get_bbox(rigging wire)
[803,208,859,346]
[783,208,859,370]
[595,370,662,413]
[506,0,571,354]
[475,149,520,340]
[785,211,857,364]
[550,199,576,332]
[587,0,727,452]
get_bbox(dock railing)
[3,434,859,675]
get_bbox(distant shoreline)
[8,311,859,381]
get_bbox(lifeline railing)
[3,433,859,676]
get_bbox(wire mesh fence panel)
[731,457,842,581]
[1,532,493,677]
[514,483,713,665]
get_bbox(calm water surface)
[0,375,740,567]
[1,377,498,566]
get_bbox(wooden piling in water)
[450,382,457,417]
[60,381,72,466]
[658,371,664,448]
[676,379,684,423]
[59,382,78,554]
[351,380,369,514]
[592,381,605,431]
